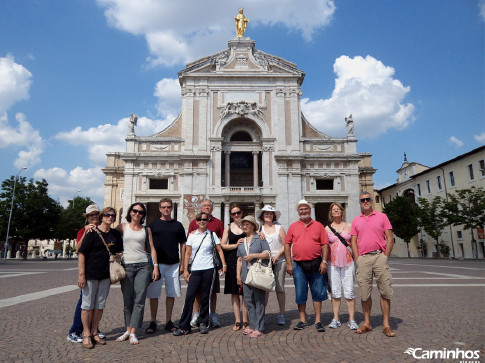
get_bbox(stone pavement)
[0,258,483,363]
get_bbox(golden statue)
[234,8,249,37]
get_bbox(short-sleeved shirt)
[188,216,224,239]
[351,210,393,255]
[76,226,88,245]
[285,219,329,261]
[148,219,187,265]
[237,235,271,283]
[187,230,221,271]
[78,228,123,280]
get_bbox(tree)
[442,187,485,259]
[55,196,94,241]
[0,177,62,256]
[383,195,419,257]
[416,196,449,257]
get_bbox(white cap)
[255,205,281,221]
[296,199,311,210]
[83,204,100,217]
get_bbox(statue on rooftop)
[345,114,354,135]
[129,113,138,134]
[234,8,249,37]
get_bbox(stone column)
[225,151,231,187]
[224,203,230,225]
[253,151,259,187]
[213,202,222,221]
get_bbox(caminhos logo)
[404,347,480,361]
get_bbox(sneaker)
[97,330,105,339]
[277,314,286,325]
[199,323,209,334]
[164,320,176,331]
[209,313,220,328]
[173,328,191,336]
[348,320,359,330]
[190,313,200,328]
[67,332,83,343]
[328,319,341,329]
[314,322,326,332]
[293,321,307,330]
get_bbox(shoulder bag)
[187,233,207,273]
[244,238,275,292]
[95,228,126,284]
[210,231,223,270]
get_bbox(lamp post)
[4,167,27,260]
[73,190,81,208]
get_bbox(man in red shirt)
[187,199,224,328]
[285,200,329,333]
[351,191,395,337]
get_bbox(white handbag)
[244,238,275,292]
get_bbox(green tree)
[383,195,419,258]
[416,196,449,257]
[55,196,94,241]
[442,187,485,259]
[0,177,62,257]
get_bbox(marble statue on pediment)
[345,114,354,135]
[129,113,138,135]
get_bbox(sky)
[0,0,484,207]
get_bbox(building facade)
[103,37,375,228]
[378,146,485,259]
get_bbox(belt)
[362,250,381,255]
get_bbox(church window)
[149,179,168,189]
[315,179,333,190]
[230,131,252,141]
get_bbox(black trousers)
[178,268,215,330]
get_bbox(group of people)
[67,191,396,348]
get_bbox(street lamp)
[73,190,81,208]
[4,167,27,260]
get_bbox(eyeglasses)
[103,213,116,218]
[360,198,372,203]
[230,211,242,216]
[196,218,208,221]
[132,209,145,215]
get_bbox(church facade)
[102,37,375,228]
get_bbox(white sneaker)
[66,332,82,343]
[328,319,341,329]
[348,320,359,330]
[190,312,200,328]
[277,314,286,325]
[209,313,220,328]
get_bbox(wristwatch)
[321,260,328,265]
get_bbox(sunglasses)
[230,211,242,216]
[103,213,116,218]
[360,198,372,203]
[132,209,145,215]
[196,218,208,221]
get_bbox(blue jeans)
[120,262,151,329]
[68,290,83,335]
[292,260,328,305]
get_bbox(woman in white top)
[256,205,287,325]
[174,212,227,336]
[115,203,159,344]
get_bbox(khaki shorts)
[355,252,393,301]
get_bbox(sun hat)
[83,204,100,217]
[255,205,281,221]
[296,199,311,210]
[241,215,259,231]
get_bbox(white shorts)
[146,263,181,298]
[329,262,355,299]
[81,278,110,310]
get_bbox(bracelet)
[321,260,328,265]
[223,264,227,267]
[153,263,159,266]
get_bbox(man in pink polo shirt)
[285,200,329,333]
[350,191,395,337]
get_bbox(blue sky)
[0,0,484,206]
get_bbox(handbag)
[187,234,207,273]
[210,231,222,270]
[95,228,126,284]
[244,238,275,292]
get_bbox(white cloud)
[474,132,485,143]
[97,0,336,66]
[448,136,463,148]
[0,55,32,113]
[154,78,181,117]
[0,112,44,168]
[34,167,106,206]
[479,0,485,22]
[301,55,415,139]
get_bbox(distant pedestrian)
[350,192,396,337]
[285,200,329,333]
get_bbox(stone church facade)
[103,37,375,228]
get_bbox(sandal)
[233,322,242,331]
[82,335,93,349]
[146,321,157,334]
[356,324,372,334]
[249,331,263,338]
[382,327,396,337]
[92,334,106,345]
[243,322,249,329]
[242,328,253,335]
[129,333,139,345]
[116,331,130,342]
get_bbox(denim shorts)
[292,260,328,305]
